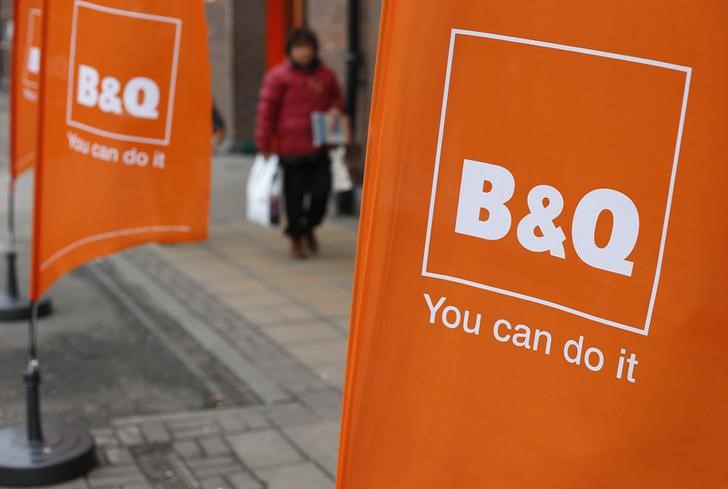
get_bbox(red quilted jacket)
[255,60,345,156]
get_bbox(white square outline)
[21,8,42,91]
[64,0,182,146]
[421,29,692,337]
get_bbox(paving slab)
[227,429,305,469]
[256,462,334,489]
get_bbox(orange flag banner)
[10,0,43,179]
[337,1,727,487]
[30,0,212,300]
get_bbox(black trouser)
[280,153,332,238]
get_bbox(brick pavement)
[102,219,354,489]
[0,153,358,489]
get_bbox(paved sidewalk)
[0,150,358,488]
[95,217,354,487]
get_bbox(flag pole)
[0,1,95,485]
[24,301,44,445]
[6,179,19,299]
[0,0,52,321]
[0,300,96,485]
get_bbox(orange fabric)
[266,0,287,69]
[10,0,44,179]
[337,1,728,488]
[30,0,212,300]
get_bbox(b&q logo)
[455,160,640,276]
[65,1,182,145]
[422,29,691,335]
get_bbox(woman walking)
[255,28,345,259]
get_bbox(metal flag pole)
[0,301,96,486]
[0,1,94,485]
[24,301,44,445]
[0,185,55,323]
[6,180,20,299]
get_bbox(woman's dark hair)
[286,28,319,55]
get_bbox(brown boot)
[305,231,319,255]
[291,237,306,259]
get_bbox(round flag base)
[0,296,52,322]
[0,423,96,486]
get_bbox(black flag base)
[0,251,53,322]
[0,295,52,322]
[0,302,96,486]
[0,423,96,486]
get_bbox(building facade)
[0,2,12,90]
[307,0,382,183]
[206,0,382,181]
[0,1,382,180]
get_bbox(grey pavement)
[0,93,356,488]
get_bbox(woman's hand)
[328,106,343,120]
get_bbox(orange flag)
[30,0,212,300]
[337,1,727,487]
[10,0,43,178]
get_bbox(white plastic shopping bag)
[330,146,353,192]
[246,154,280,227]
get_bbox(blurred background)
[0,0,383,209]
[203,0,381,212]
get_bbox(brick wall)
[206,0,385,155]
[231,1,267,143]
[354,0,382,177]
[305,0,383,180]
[206,0,235,138]
[306,0,348,90]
